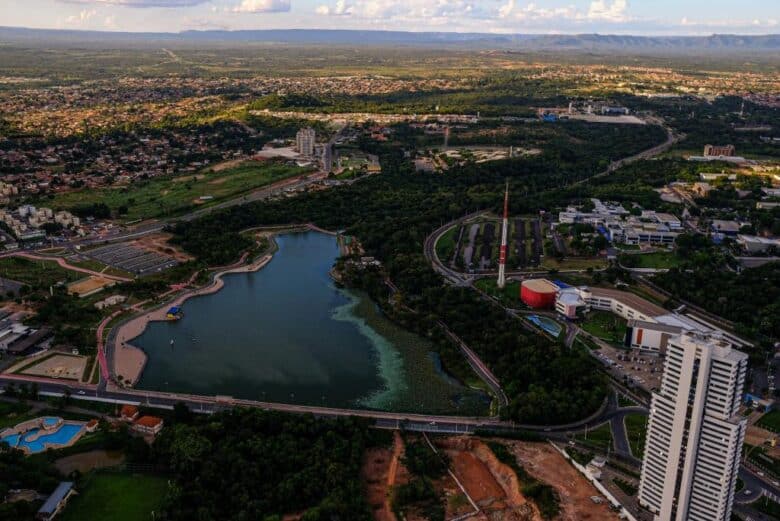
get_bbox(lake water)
[135,231,488,415]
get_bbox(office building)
[638,332,748,521]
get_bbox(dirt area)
[746,426,780,458]
[362,431,407,521]
[508,442,620,521]
[208,177,228,185]
[439,437,539,520]
[20,353,88,380]
[172,174,206,182]
[209,158,245,172]
[131,232,194,262]
[54,450,125,475]
[67,276,116,297]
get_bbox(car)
[77,390,86,395]
[744,489,752,495]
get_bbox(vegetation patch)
[580,310,627,344]
[758,410,780,433]
[60,472,168,521]
[575,422,613,451]
[625,414,648,458]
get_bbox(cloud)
[65,8,97,24]
[313,1,486,21]
[587,0,629,22]
[316,0,351,16]
[232,0,291,12]
[60,0,209,6]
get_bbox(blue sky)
[1,0,777,34]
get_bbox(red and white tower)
[497,181,509,289]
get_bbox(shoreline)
[111,252,275,387]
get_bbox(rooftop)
[38,482,74,516]
[586,286,668,318]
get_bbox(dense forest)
[154,409,378,521]
[654,262,780,343]
[169,122,665,424]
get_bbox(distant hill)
[1,26,779,54]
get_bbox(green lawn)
[60,473,169,521]
[625,414,648,458]
[0,401,34,429]
[48,162,308,222]
[758,410,780,433]
[435,225,459,264]
[580,310,627,344]
[474,278,520,307]
[755,496,780,518]
[576,422,613,451]
[619,251,680,270]
[540,256,608,271]
[0,257,82,288]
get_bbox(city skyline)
[1,0,778,35]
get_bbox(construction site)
[362,433,620,521]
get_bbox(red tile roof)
[134,416,163,428]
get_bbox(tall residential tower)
[638,332,748,521]
[296,127,316,157]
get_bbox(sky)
[0,0,778,35]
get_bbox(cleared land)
[508,441,620,521]
[18,353,88,380]
[67,276,116,297]
[48,162,309,221]
[60,473,168,521]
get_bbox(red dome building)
[520,279,558,309]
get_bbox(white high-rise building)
[296,128,316,157]
[638,331,748,521]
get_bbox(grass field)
[474,278,520,307]
[758,410,780,433]
[48,162,308,221]
[435,225,459,264]
[0,257,82,288]
[625,414,648,458]
[0,401,34,429]
[576,422,613,451]
[60,473,169,521]
[619,251,680,270]
[540,256,608,271]
[580,310,627,344]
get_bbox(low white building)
[737,234,780,253]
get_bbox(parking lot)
[85,243,177,276]
[593,344,663,392]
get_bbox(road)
[2,251,133,282]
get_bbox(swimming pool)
[1,419,85,454]
[526,315,563,338]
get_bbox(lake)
[135,231,488,415]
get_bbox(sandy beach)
[112,253,274,386]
